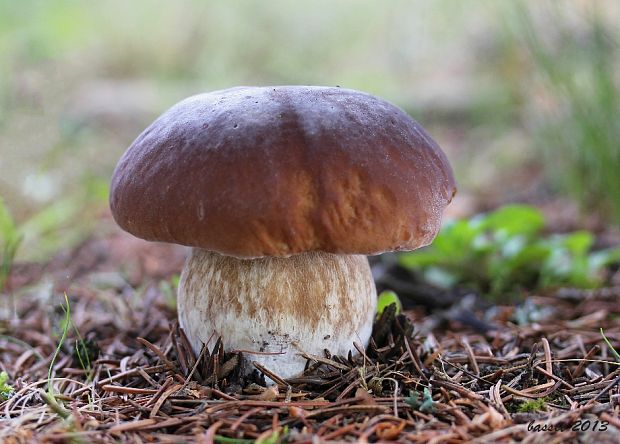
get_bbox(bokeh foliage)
[400,205,620,299]
[503,2,620,225]
[1,1,619,262]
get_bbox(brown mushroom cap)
[110,86,456,258]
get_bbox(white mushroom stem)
[178,249,377,380]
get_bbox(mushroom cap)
[110,86,456,258]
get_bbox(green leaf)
[396,204,616,301]
[405,388,434,412]
[256,426,288,444]
[0,371,14,401]
[482,204,544,236]
[404,390,421,409]
[561,231,594,256]
[501,244,550,277]
[376,290,402,316]
[420,387,435,412]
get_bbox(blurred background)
[1,0,619,262]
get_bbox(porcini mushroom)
[110,86,456,379]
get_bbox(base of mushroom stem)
[177,248,377,380]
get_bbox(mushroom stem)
[178,249,377,380]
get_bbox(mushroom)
[110,86,456,379]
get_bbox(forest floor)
[1,214,620,443]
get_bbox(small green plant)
[399,205,620,299]
[376,290,402,317]
[48,294,72,399]
[405,388,434,413]
[59,296,94,378]
[516,397,548,413]
[0,196,22,295]
[47,292,92,417]
[0,371,14,400]
[256,426,289,444]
